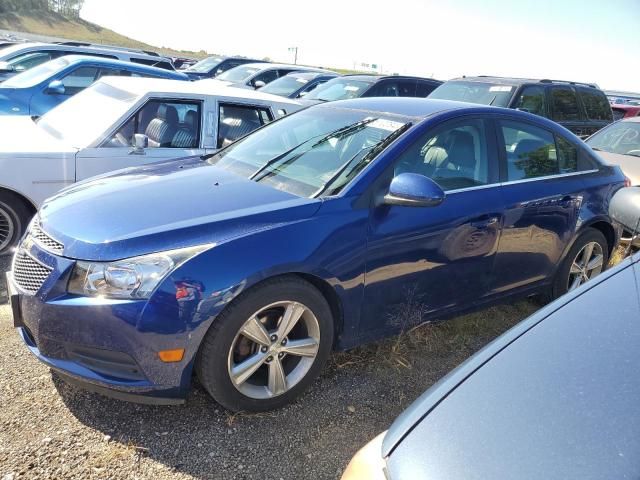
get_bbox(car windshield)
[209,107,411,197]
[428,80,514,107]
[260,75,309,97]
[2,56,71,88]
[305,78,373,102]
[36,81,139,148]
[217,65,261,83]
[587,121,640,157]
[185,56,223,73]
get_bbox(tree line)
[0,0,85,18]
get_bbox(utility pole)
[288,47,298,65]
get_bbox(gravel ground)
[0,254,538,479]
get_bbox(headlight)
[68,245,211,299]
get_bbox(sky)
[81,0,640,92]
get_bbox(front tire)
[195,276,334,412]
[0,192,32,256]
[550,228,609,300]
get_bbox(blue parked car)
[343,252,640,480]
[0,55,188,116]
[6,98,625,411]
[258,71,340,99]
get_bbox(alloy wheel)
[227,301,320,399]
[0,202,16,253]
[567,241,604,291]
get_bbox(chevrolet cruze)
[7,98,625,411]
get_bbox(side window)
[550,87,581,122]
[514,85,546,116]
[365,80,400,97]
[500,120,558,180]
[106,100,201,149]
[393,118,493,191]
[579,89,613,121]
[60,66,99,95]
[416,81,438,97]
[555,135,599,173]
[9,51,54,72]
[217,103,272,148]
[251,70,278,86]
[97,67,130,79]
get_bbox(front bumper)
[6,245,197,405]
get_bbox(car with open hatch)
[0,75,301,254]
[6,98,625,411]
[0,54,188,117]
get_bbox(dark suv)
[429,76,613,137]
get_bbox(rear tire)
[0,191,32,256]
[548,228,609,301]
[195,276,334,412]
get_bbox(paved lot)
[0,254,537,479]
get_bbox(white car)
[0,76,302,253]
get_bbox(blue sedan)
[0,55,188,116]
[7,98,625,411]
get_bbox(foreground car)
[0,55,188,117]
[0,76,301,253]
[342,253,640,480]
[7,98,624,410]
[586,117,640,184]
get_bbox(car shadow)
[0,255,10,305]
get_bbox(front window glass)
[514,85,546,116]
[36,82,140,148]
[393,118,491,190]
[7,51,54,72]
[209,108,411,197]
[428,80,514,107]
[587,122,640,157]
[2,57,70,88]
[60,66,99,95]
[305,78,373,102]
[217,65,261,83]
[260,75,309,97]
[185,56,223,73]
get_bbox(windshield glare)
[305,78,372,101]
[209,107,410,197]
[428,80,514,107]
[2,57,70,88]
[587,121,640,156]
[186,56,223,73]
[260,75,308,96]
[217,65,261,83]
[37,82,139,148]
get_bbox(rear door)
[75,98,204,180]
[548,86,588,137]
[491,117,595,295]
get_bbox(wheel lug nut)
[266,356,273,362]
[270,334,278,342]
[281,339,287,345]
[261,346,268,353]
[278,352,284,358]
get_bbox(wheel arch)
[581,219,617,257]
[0,185,38,214]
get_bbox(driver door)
[75,98,204,181]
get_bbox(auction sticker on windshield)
[368,118,406,132]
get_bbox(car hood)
[383,258,640,479]
[0,115,74,153]
[594,149,640,185]
[38,158,321,261]
[0,87,31,115]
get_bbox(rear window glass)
[579,89,612,121]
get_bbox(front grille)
[30,217,63,254]
[12,251,53,294]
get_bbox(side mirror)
[383,173,445,207]
[215,68,224,76]
[298,90,309,97]
[131,133,148,155]
[0,61,14,73]
[46,80,65,95]
[253,80,266,89]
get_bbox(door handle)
[470,216,499,229]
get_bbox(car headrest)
[157,104,179,125]
[184,110,198,128]
[514,139,547,159]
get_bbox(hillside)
[0,10,209,59]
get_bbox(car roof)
[0,41,169,61]
[339,74,441,83]
[448,75,600,89]
[283,71,339,80]
[97,76,302,105]
[383,255,640,477]
[616,115,640,123]
[48,55,185,76]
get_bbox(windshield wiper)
[249,119,378,181]
[591,147,603,151]
[312,122,412,197]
